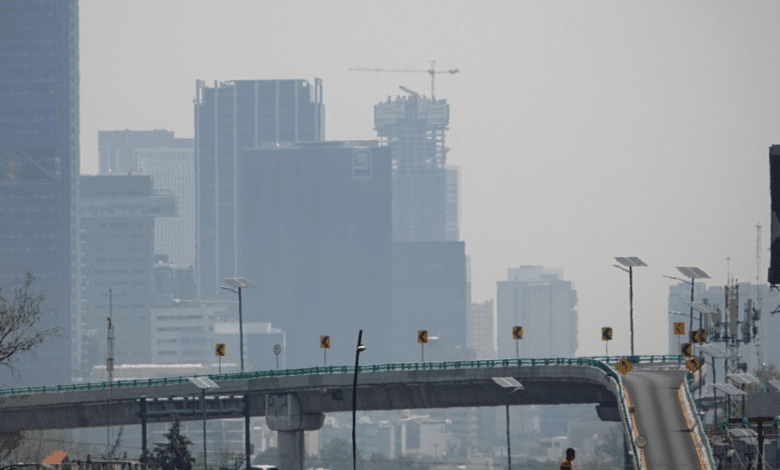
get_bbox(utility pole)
[756,223,763,368]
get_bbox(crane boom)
[349,60,459,100]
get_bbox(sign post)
[512,326,523,359]
[320,335,331,367]
[215,343,226,374]
[602,327,613,359]
[417,330,428,362]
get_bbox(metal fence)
[0,355,684,396]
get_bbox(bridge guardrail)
[0,355,685,396]
[684,361,717,469]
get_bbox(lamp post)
[492,377,524,470]
[221,277,255,373]
[352,330,366,470]
[614,257,647,356]
[663,267,710,343]
[188,377,219,470]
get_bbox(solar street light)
[614,257,647,356]
[664,266,710,346]
[189,377,219,470]
[493,377,524,470]
[221,277,255,373]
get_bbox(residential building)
[496,266,579,359]
[77,175,174,380]
[236,141,392,368]
[194,79,324,301]
[468,300,497,360]
[0,0,79,387]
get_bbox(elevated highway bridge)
[0,355,714,470]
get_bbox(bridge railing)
[684,364,717,468]
[0,355,684,396]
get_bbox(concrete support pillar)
[265,393,324,470]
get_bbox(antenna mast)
[756,223,763,368]
[106,289,115,458]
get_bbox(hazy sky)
[79,1,780,359]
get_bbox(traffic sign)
[681,343,692,357]
[686,357,702,372]
[635,436,647,448]
[417,330,428,344]
[273,344,281,355]
[602,327,613,341]
[673,322,685,336]
[615,357,633,375]
[512,326,523,340]
[215,343,226,357]
[320,335,331,349]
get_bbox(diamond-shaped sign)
[615,358,633,375]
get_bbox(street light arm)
[663,274,689,283]
[220,285,239,294]
[614,264,630,273]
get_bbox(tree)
[756,361,780,384]
[0,273,59,379]
[147,420,195,470]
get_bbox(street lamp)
[663,266,710,343]
[352,330,366,470]
[189,376,219,470]
[493,377,524,470]
[614,257,647,356]
[221,277,255,373]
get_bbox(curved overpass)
[0,355,713,470]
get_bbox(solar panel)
[492,377,523,389]
[711,383,747,396]
[685,302,718,316]
[728,373,759,385]
[188,377,219,389]
[695,344,729,358]
[626,257,647,267]
[615,257,631,267]
[691,267,710,279]
[676,267,696,278]
[223,277,255,288]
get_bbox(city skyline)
[78,1,779,360]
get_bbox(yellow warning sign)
[673,322,685,336]
[512,326,523,340]
[686,357,702,373]
[615,357,633,375]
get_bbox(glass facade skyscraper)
[0,0,79,386]
[194,79,324,301]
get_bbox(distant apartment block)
[152,302,217,365]
[0,0,79,387]
[76,175,174,380]
[236,141,392,368]
[497,266,579,358]
[195,79,325,301]
[374,94,459,242]
[98,130,195,267]
[468,300,497,359]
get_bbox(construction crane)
[350,60,459,101]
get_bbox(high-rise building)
[98,130,195,267]
[195,79,325,301]
[374,94,459,242]
[468,300,497,360]
[497,266,579,359]
[391,242,469,363]
[0,0,79,386]
[77,175,175,380]
[236,141,392,368]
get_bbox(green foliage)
[147,420,195,470]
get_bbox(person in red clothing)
[560,448,576,470]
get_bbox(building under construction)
[375,94,459,242]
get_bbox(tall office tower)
[468,299,497,359]
[392,242,469,363]
[497,266,579,359]
[98,130,195,267]
[237,141,391,368]
[195,79,325,301]
[77,176,175,380]
[0,0,79,386]
[374,94,459,242]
